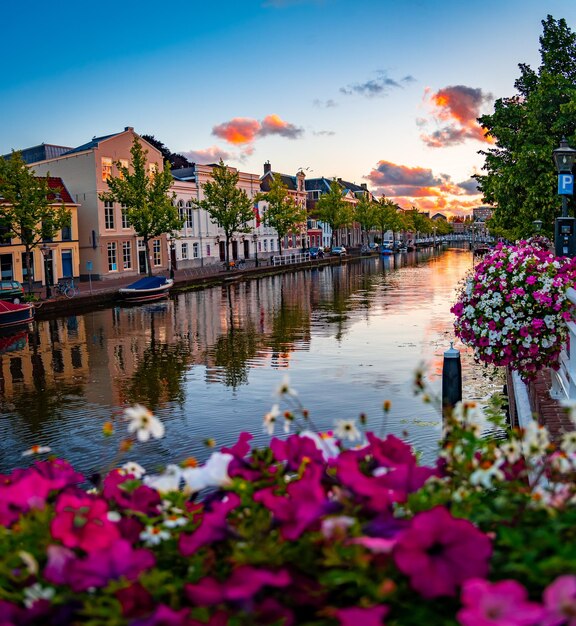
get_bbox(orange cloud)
[364,159,482,218]
[212,115,303,145]
[420,85,494,148]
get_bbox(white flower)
[521,422,550,461]
[144,464,182,492]
[334,419,362,442]
[470,459,505,488]
[22,444,52,457]
[18,551,38,576]
[560,399,576,426]
[124,404,165,442]
[140,525,170,546]
[321,516,355,538]
[560,431,576,455]
[452,401,485,427]
[275,374,298,398]
[107,511,122,522]
[263,404,280,436]
[181,452,233,493]
[121,461,146,479]
[498,439,522,464]
[163,515,188,528]
[23,583,55,608]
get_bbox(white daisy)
[124,404,165,442]
[140,525,170,546]
[334,419,361,442]
[263,404,280,436]
[121,461,146,479]
[274,375,298,398]
[22,444,52,457]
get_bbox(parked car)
[331,246,347,256]
[0,280,25,304]
[308,247,321,259]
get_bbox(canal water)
[0,247,497,475]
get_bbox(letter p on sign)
[558,173,574,195]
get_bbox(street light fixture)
[40,243,52,299]
[553,137,576,257]
[252,232,259,268]
[532,219,543,233]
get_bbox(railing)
[551,286,576,400]
[272,252,311,266]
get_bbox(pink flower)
[457,578,544,626]
[184,566,291,605]
[393,507,492,598]
[50,493,120,552]
[542,575,576,626]
[335,605,389,625]
[179,494,241,556]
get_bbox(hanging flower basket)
[451,238,576,380]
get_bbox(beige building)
[31,127,168,280]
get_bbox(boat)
[0,300,34,331]
[0,328,28,353]
[118,276,173,303]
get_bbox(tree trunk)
[144,238,152,276]
[25,247,33,294]
[225,234,230,270]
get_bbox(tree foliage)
[99,137,180,276]
[353,195,377,243]
[0,151,70,293]
[256,174,307,254]
[315,179,348,246]
[373,197,401,242]
[141,135,192,170]
[476,15,576,240]
[192,160,255,267]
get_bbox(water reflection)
[0,247,481,473]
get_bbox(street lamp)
[532,219,543,233]
[40,244,52,299]
[252,233,259,268]
[553,137,576,256]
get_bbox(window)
[206,244,211,257]
[107,242,117,271]
[121,204,130,229]
[193,242,199,258]
[186,202,194,230]
[153,240,161,266]
[123,241,132,269]
[181,242,188,259]
[104,201,115,230]
[118,159,129,179]
[264,239,268,251]
[21,251,34,281]
[102,158,112,181]
[61,222,72,241]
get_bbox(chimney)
[361,183,367,189]
[264,161,271,175]
[124,126,134,132]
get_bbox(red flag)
[253,202,261,227]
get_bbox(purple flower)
[270,434,325,471]
[130,604,192,626]
[393,507,492,598]
[185,566,290,606]
[103,470,161,515]
[457,578,544,626]
[542,575,576,626]
[67,539,155,591]
[179,494,241,556]
[335,605,388,626]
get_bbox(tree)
[373,197,400,244]
[353,195,377,245]
[192,160,254,268]
[256,174,307,255]
[476,15,576,240]
[99,137,181,277]
[316,179,348,246]
[141,135,192,170]
[0,151,70,294]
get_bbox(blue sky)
[2,0,576,215]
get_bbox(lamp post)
[553,137,576,256]
[252,233,259,268]
[533,219,543,233]
[40,244,52,299]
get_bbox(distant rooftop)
[1,144,72,164]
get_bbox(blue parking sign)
[558,173,574,195]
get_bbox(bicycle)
[54,279,79,299]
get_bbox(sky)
[2,0,576,217]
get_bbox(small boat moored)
[118,276,173,303]
[0,300,34,331]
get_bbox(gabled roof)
[0,177,75,205]
[62,132,123,155]
[304,177,333,193]
[260,170,299,192]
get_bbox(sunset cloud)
[420,85,493,147]
[340,71,415,97]
[180,145,234,164]
[364,160,482,216]
[212,115,303,145]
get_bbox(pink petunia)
[542,575,576,626]
[336,605,389,626]
[457,578,544,626]
[393,506,492,598]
